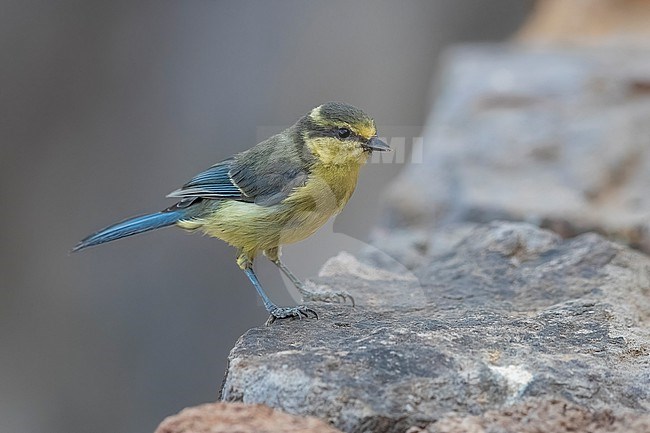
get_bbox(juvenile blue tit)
[74,102,390,323]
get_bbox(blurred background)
[0,2,533,433]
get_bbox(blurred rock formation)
[382,44,650,253]
[518,0,650,46]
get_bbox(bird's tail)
[72,209,185,252]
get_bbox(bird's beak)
[364,136,391,152]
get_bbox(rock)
[517,0,650,47]
[414,398,650,433]
[154,402,344,433]
[220,222,650,433]
[382,45,650,253]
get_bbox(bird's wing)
[166,158,245,200]
[229,159,309,206]
[166,155,309,207]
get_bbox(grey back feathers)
[229,129,313,206]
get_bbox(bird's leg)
[237,252,317,325]
[263,247,355,306]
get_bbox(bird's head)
[297,102,390,166]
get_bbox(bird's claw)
[301,290,355,307]
[266,305,318,325]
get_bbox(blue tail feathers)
[72,210,185,252]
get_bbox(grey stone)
[383,45,650,253]
[220,222,650,433]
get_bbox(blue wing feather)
[166,158,245,200]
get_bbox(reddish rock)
[412,398,650,433]
[155,402,343,433]
[518,0,650,46]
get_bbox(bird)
[73,102,390,323]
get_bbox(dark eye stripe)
[307,127,364,142]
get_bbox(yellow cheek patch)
[306,137,367,165]
[307,137,343,163]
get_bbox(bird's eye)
[337,128,351,139]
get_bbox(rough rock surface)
[154,402,343,433]
[382,45,650,253]
[413,398,650,433]
[221,222,650,433]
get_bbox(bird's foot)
[266,305,318,325]
[299,288,355,306]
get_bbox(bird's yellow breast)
[178,157,366,257]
